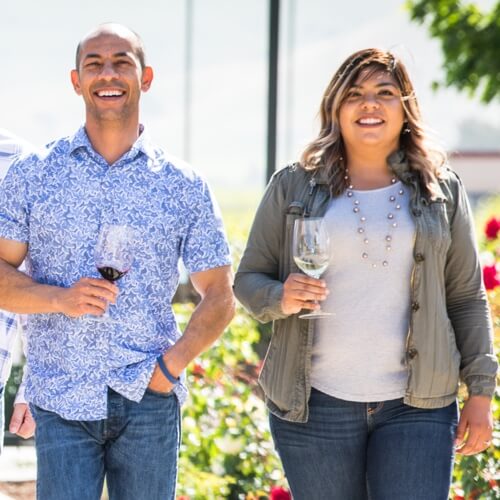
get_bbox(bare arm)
[148,265,235,392]
[0,237,118,317]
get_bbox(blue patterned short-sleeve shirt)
[0,126,231,420]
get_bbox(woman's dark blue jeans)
[270,388,458,500]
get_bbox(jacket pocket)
[259,320,302,413]
[423,201,451,255]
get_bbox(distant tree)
[406,0,500,103]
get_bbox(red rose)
[191,363,205,377]
[483,265,500,290]
[485,217,500,240]
[270,486,292,500]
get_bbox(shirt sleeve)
[0,157,31,243]
[181,177,231,274]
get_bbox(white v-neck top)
[311,181,415,402]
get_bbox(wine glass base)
[299,311,334,319]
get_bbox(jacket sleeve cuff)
[14,362,29,405]
[465,375,497,399]
[263,283,288,321]
[14,382,27,405]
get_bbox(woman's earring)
[402,122,411,134]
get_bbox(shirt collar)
[68,124,156,161]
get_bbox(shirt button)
[412,209,423,217]
[415,253,425,262]
[411,301,420,312]
[408,347,418,359]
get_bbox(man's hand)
[280,273,329,315]
[147,362,175,394]
[53,277,119,317]
[9,403,35,439]
[455,395,493,455]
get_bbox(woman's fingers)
[281,273,329,315]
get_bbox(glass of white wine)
[292,217,332,319]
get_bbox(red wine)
[97,266,128,282]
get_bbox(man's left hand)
[9,403,35,439]
[147,362,175,394]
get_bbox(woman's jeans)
[31,387,180,500]
[270,388,458,500]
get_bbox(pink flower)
[270,486,292,500]
[483,265,500,290]
[484,217,500,240]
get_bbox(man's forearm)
[0,259,60,314]
[163,286,235,376]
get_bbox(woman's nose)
[361,94,380,109]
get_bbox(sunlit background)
[1,0,499,200]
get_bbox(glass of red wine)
[94,224,135,319]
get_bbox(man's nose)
[99,62,119,80]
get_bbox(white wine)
[294,254,329,279]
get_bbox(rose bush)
[451,198,500,500]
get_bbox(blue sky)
[1,0,498,190]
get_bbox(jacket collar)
[387,150,447,202]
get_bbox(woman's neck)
[345,149,396,190]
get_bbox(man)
[0,24,235,499]
[0,129,35,454]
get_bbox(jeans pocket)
[145,387,174,398]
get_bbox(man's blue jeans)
[31,387,180,500]
[270,388,458,500]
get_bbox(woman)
[234,48,497,500]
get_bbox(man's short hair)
[75,23,146,71]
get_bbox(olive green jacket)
[234,152,498,423]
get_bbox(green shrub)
[175,303,286,500]
[451,196,500,499]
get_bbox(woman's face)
[338,68,405,153]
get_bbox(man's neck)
[84,118,141,165]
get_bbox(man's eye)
[85,62,101,68]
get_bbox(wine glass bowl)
[292,217,332,319]
[93,224,136,319]
[95,224,135,283]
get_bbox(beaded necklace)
[344,170,405,268]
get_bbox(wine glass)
[94,224,135,319]
[292,217,332,319]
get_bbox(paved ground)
[0,446,36,500]
[0,482,35,500]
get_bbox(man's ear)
[70,69,82,95]
[141,66,154,92]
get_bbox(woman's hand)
[281,273,329,315]
[455,395,493,455]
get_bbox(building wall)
[448,153,500,196]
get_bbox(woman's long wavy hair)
[300,48,446,196]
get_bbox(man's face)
[70,33,152,123]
